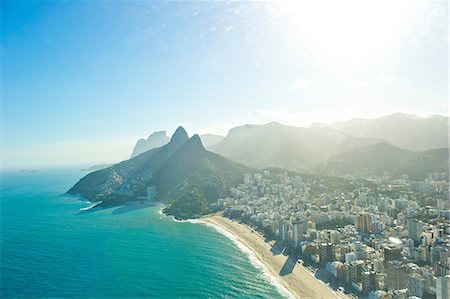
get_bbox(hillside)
[329,113,449,151]
[68,127,249,219]
[209,122,378,172]
[316,142,449,180]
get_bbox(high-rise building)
[436,275,450,299]
[362,271,377,292]
[292,219,306,246]
[435,261,450,277]
[385,260,408,290]
[356,213,372,233]
[383,245,401,261]
[349,260,365,283]
[378,198,389,212]
[408,273,425,298]
[330,230,341,244]
[431,246,449,265]
[278,220,290,241]
[407,219,423,244]
[319,243,334,265]
[335,244,351,262]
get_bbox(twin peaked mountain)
[67,127,247,218]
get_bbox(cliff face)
[131,131,170,158]
[68,127,248,218]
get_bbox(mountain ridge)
[131,130,224,158]
[327,113,449,151]
[68,127,248,219]
[316,141,449,179]
[209,122,380,172]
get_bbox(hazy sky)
[1,0,448,168]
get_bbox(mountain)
[328,113,449,151]
[316,141,449,180]
[200,134,224,147]
[131,131,170,158]
[68,127,248,219]
[131,131,223,158]
[209,122,378,172]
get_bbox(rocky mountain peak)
[171,126,189,144]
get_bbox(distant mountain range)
[131,131,170,158]
[128,113,448,179]
[209,122,377,172]
[68,127,247,219]
[68,113,449,219]
[207,113,449,178]
[324,113,449,151]
[131,131,223,158]
[316,142,449,179]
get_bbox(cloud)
[379,74,395,84]
[291,79,320,90]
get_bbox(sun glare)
[276,0,412,64]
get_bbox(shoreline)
[198,215,346,299]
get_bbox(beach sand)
[201,215,347,299]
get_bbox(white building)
[436,275,450,299]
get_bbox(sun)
[274,0,412,65]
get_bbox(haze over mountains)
[209,122,377,172]
[69,127,247,218]
[316,142,449,179]
[323,113,449,151]
[69,112,448,218]
[129,113,448,179]
[131,131,170,158]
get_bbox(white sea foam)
[158,207,165,215]
[196,220,295,299]
[162,211,295,298]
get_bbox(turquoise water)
[0,170,285,298]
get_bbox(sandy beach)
[200,215,347,299]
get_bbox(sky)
[1,0,448,169]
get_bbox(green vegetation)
[164,186,209,219]
[316,142,449,180]
[68,127,249,219]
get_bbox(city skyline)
[1,2,449,298]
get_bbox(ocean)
[0,169,286,298]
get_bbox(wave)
[161,211,294,298]
[196,220,295,299]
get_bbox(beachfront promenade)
[201,215,350,299]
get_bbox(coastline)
[198,215,345,299]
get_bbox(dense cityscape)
[216,170,450,299]
[2,0,448,298]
